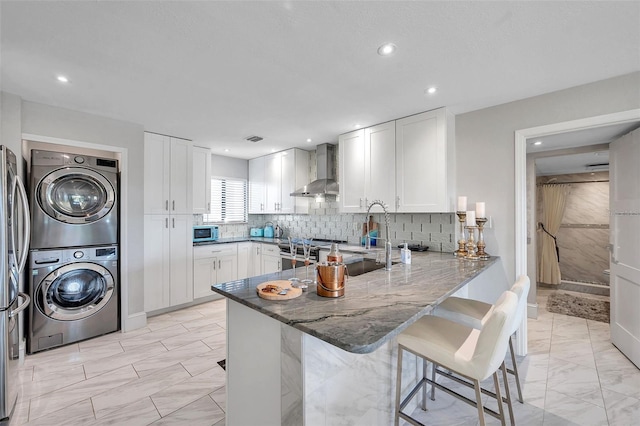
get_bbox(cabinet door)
[279,149,295,214]
[250,242,262,277]
[248,157,266,214]
[237,242,251,280]
[396,109,449,212]
[365,121,396,212]
[144,133,171,215]
[339,129,366,212]
[217,255,238,284]
[193,146,212,214]
[170,138,193,214]
[193,257,216,299]
[169,214,193,306]
[262,255,281,275]
[144,215,170,311]
[265,153,282,213]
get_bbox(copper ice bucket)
[316,263,346,298]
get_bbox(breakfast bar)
[212,251,503,425]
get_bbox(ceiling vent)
[245,135,263,143]
[586,163,609,171]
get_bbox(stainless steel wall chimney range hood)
[291,143,339,197]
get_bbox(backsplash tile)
[198,203,455,252]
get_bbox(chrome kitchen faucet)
[365,200,392,271]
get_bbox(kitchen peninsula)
[212,251,500,425]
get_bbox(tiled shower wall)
[537,172,609,285]
[197,147,456,252]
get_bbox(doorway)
[513,109,640,356]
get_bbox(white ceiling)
[529,121,640,175]
[2,1,639,160]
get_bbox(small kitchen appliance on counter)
[263,222,275,238]
[193,225,219,243]
[250,227,264,237]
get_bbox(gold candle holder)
[475,217,490,260]
[465,226,479,261]
[455,211,468,257]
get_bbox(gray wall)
[456,71,640,304]
[1,92,24,177]
[20,100,145,316]
[211,153,248,180]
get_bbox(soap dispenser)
[401,243,411,264]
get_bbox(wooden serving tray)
[257,280,303,301]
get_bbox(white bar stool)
[432,275,531,404]
[394,291,518,426]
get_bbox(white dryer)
[30,150,118,249]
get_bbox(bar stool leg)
[473,379,485,426]
[421,358,428,410]
[493,371,506,426]
[508,336,524,403]
[501,361,515,426]
[430,362,437,401]
[394,346,404,426]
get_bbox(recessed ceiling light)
[426,87,437,95]
[377,43,396,56]
[224,149,230,152]
[354,124,361,129]
[57,75,69,83]
[533,141,542,146]
[306,138,312,143]
[271,148,276,153]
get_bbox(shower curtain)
[538,184,570,285]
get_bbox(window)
[203,177,247,223]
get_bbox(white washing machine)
[28,245,119,353]
[29,150,118,249]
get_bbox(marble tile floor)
[408,288,639,426]
[11,288,638,426]
[11,299,228,426]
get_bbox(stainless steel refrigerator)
[0,146,30,423]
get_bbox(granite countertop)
[212,252,498,354]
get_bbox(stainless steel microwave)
[193,225,219,243]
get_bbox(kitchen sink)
[344,258,397,277]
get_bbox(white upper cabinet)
[395,108,454,212]
[338,129,366,212]
[192,146,212,214]
[339,121,395,213]
[249,148,309,214]
[144,132,193,215]
[248,156,266,214]
[339,108,454,213]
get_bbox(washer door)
[37,263,115,321]
[37,168,115,224]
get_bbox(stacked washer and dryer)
[27,150,119,353]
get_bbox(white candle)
[476,202,486,218]
[466,210,476,226]
[457,196,467,211]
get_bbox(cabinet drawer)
[261,243,281,256]
[194,243,237,259]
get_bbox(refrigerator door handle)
[12,175,31,273]
[10,292,30,318]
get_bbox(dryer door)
[37,168,115,224]
[36,263,115,321]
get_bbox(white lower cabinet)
[144,214,193,312]
[261,243,281,275]
[193,243,238,299]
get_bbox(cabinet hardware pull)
[165,218,168,228]
[219,260,221,269]
[207,202,211,211]
[165,200,169,211]
[172,200,175,211]
[396,196,400,209]
[172,218,175,228]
